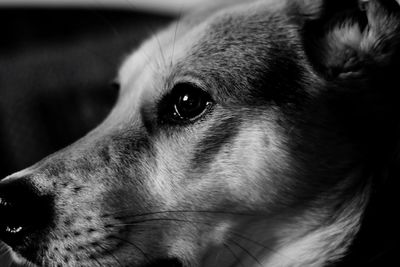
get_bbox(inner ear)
[301,0,400,80]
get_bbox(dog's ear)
[290,1,400,161]
[297,0,400,80]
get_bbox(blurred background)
[0,0,196,179]
[0,0,206,265]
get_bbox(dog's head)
[1,0,399,266]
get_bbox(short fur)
[1,0,399,266]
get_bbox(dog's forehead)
[179,5,305,102]
[119,0,304,105]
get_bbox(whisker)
[228,232,276,254]
[223,243,246,267]
[140,48,158,73]
[82,246,103,267]
[171,8,184,67]
[77,247,104,267]
[109,217,203,228]
[107,217,297,264]
[147,26,167,69]
[230,232,296,263]
[97,243,123,267]
[92,256,103,267]
[109,236,150,263]
[93,257,103,267]
[103,208,261,219]
[230,239,263,267]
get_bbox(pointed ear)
[299,0,400,80]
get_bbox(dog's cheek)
[203,121,291,209]
[146,116,292,210]
[141,135,188,209]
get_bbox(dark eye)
[161,83,213,123]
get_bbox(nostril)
[0,178,54,248]
[0,195,27,246]
[0,195,26,235]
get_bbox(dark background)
[0,7,173,177]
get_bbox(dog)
[1,0,399,266]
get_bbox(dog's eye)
[162,83,213,123]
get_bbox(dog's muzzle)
[0,178,53,253]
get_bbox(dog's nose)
[0,178,53,248]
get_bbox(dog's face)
[1,0,399,266]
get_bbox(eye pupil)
[171,83,212,121]
[179,93,199,111]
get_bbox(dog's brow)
[170,11,306,106]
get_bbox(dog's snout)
[0,178,53,248]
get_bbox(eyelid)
[170,74,212,96]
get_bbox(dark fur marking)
[190,116,240,173]
[91,241,99,247]
[63,255,70,263]
[73,186,82,194]
[98,144,112,163]
[64,218,72,227]
[140,104,157,135]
